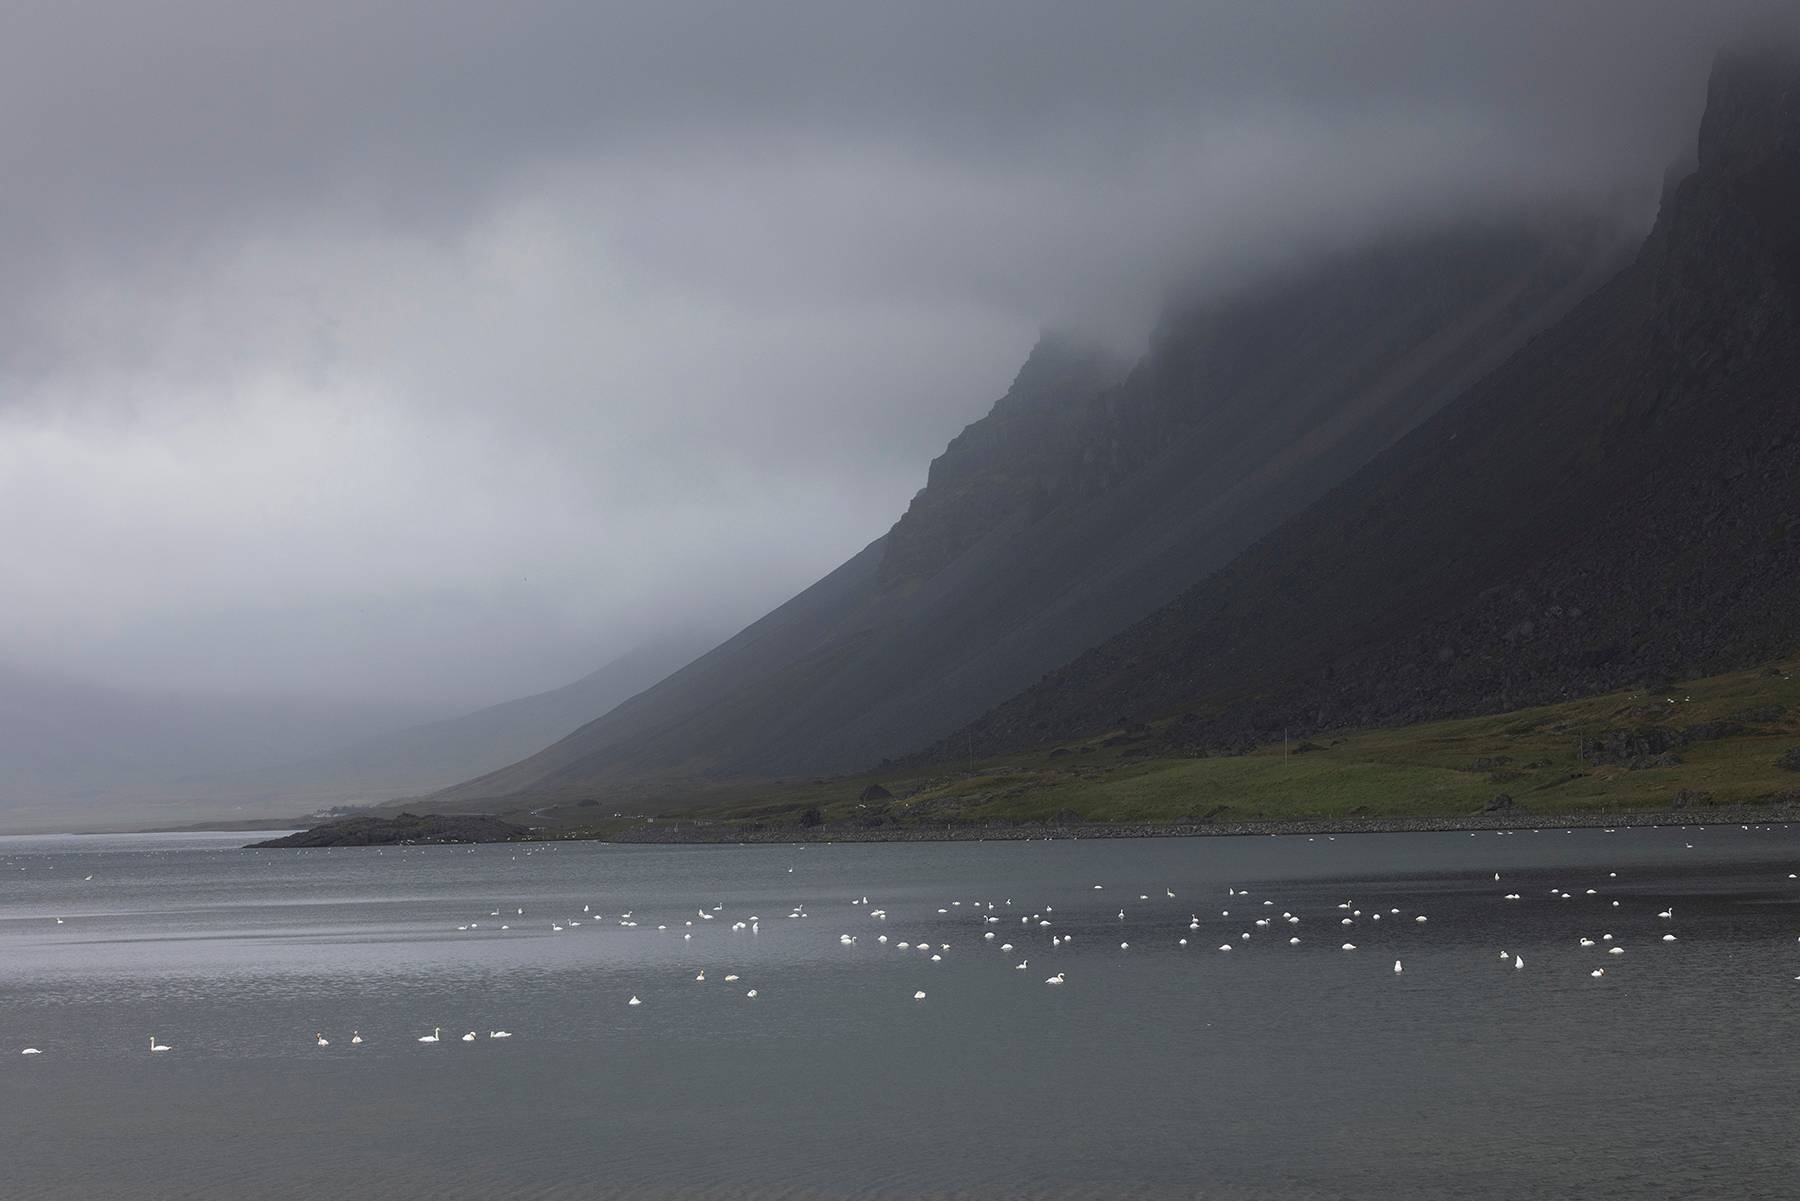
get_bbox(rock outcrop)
[248,812,528,848]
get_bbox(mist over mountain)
[1,2,1771,722]
[930,43,1800,764]
[4,6,1795,831]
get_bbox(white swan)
[21,1047,41,1055]
[461,1031,477,1041]
[150,1036,171,1052]
[1394,960,1403,974]
[628,996,642,1007]
[913,990,926,1000]
[489,1030,511,1039]
[350,1032,363,1045]
[1044,972,1065,984]
[418,1027,441,1043]
[315,1032,329,1047]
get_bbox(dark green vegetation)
[249,811,528,848]
[420,661,1797,842]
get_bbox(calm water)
[4,826,1800,1199]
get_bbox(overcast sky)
[0,1,1782,713]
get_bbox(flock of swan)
[9,822,1796,1058]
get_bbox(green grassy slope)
[536,661,1800,837]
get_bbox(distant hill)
[430,215,1625,807]
[0,629,714,831]
[0,664,442,830]
[196,628,719,811]
[933,45,1800,763]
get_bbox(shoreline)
[587,802,1800,845]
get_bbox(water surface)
[4,825,1799,1199]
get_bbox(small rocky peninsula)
[248,812,527,848]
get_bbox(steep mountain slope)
[939,46,1800,762]
[433,217,1624,805]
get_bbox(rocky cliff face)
[876,336,1125,590]
[430,213,1621,806]
[935,46,1800,761]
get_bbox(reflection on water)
[4,825,1800,1199]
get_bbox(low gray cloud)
[0,1,1784,710]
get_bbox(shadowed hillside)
[431,218,1624,806]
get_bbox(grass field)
[538,660,1800,838]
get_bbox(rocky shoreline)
[247,811,528,848]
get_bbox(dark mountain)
[432,215,1624,806]
[935,46,1800,762]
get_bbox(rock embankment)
[248,812,527,848]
